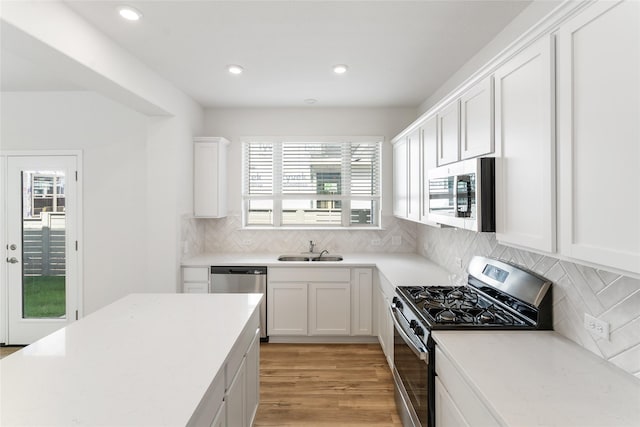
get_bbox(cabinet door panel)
[309,282,350,335]
[226,356,246,427]
[494,35,556,253]
[557,0,640,273]
[435,377,470,427]
[351,268,372,336]
[461,76,494,159]
[267,283,307,335]
[408,130,421,221]
[437,100,460,166]
[393,140,408,218]
[245,329,260,426]
[421,116,438,223]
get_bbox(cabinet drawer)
[183,282,208,294]
[269,267,350,282]
[436,347,500,427]
[183,267,209,282]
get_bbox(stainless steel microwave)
[427,157,495,232]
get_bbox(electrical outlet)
[241,239,253,246]
[391,235,402,246]
[454,257,463,268]
[371,238,381,246]
[584,313,610,340]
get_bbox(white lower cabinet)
[435,347,499,427]
[267,282,308,335]
[268,267,372,338]
[182,267,210,294]
[376,273,394,369]
[309,282,351,335]
[435,377,470,427]
[245,329,260,426]
[226,356,246,427]
[210,402,226,427]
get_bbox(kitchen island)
[0,293,263,426]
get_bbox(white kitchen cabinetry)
[435,377,470,427]
[420,115,438,223]
[460,76,494,160]
[435,347,500,427]
[267,282,308,335]
[494,35,556,253]
[210,402,226,427]
[245,329,260,426]
[268,267,374,338]
[376,272,394,369]
[309,282,351,335]
[225,356,246,427]
[393,139,408,219]
[436,99,461,166]
[181,266,209,293]
[407,129,421,222]
[194,137,229,218]
[351,268,373,336]
[556,0,640,274]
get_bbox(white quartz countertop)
[182,252,451,287]
[1,293,263,426]
[432,330,640,427]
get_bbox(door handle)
[6,257,19,264]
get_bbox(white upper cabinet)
[194,137,229,218]
[494,35,556,253]
[407,129,421,222]
[420,115,438,223]
[393,139,408,219]
[556,0,640,274]
[437,99,461,166]
[460,76,494,160]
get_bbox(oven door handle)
[390,305,428,361]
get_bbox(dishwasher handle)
[211,266,267,275]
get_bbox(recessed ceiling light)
[118,6,142,21]
[304,98,318,105]
[333,64,348,74]
[227,65,244,75]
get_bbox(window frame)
[242,136,383,229]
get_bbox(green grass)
[23,276,65,318]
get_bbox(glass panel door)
[5,155,78,344]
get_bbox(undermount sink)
[277,255,311,262]
[277,254,344,262]
[310,255,344,262]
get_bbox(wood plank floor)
[254,343,402,427]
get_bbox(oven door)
[390,305,432,427]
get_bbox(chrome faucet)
[317,249,329,259]
[308,240,316,253]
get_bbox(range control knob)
[409,319,418,329]
[392,297,403,309]
[414,326,425,337]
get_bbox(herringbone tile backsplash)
[181,214,640,378]
[416,224,640,379]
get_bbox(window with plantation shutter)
[243,137,381,228]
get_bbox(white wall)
[1,91,149,314]
[203,107,417,217]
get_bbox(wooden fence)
[23,213,66,277]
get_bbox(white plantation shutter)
[243,138,381,227]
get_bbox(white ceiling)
[2,1,532,108]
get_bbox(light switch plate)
[584,313,610,340]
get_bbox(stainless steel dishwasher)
[210,266,268,341]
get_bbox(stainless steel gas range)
[390,256,553,427]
